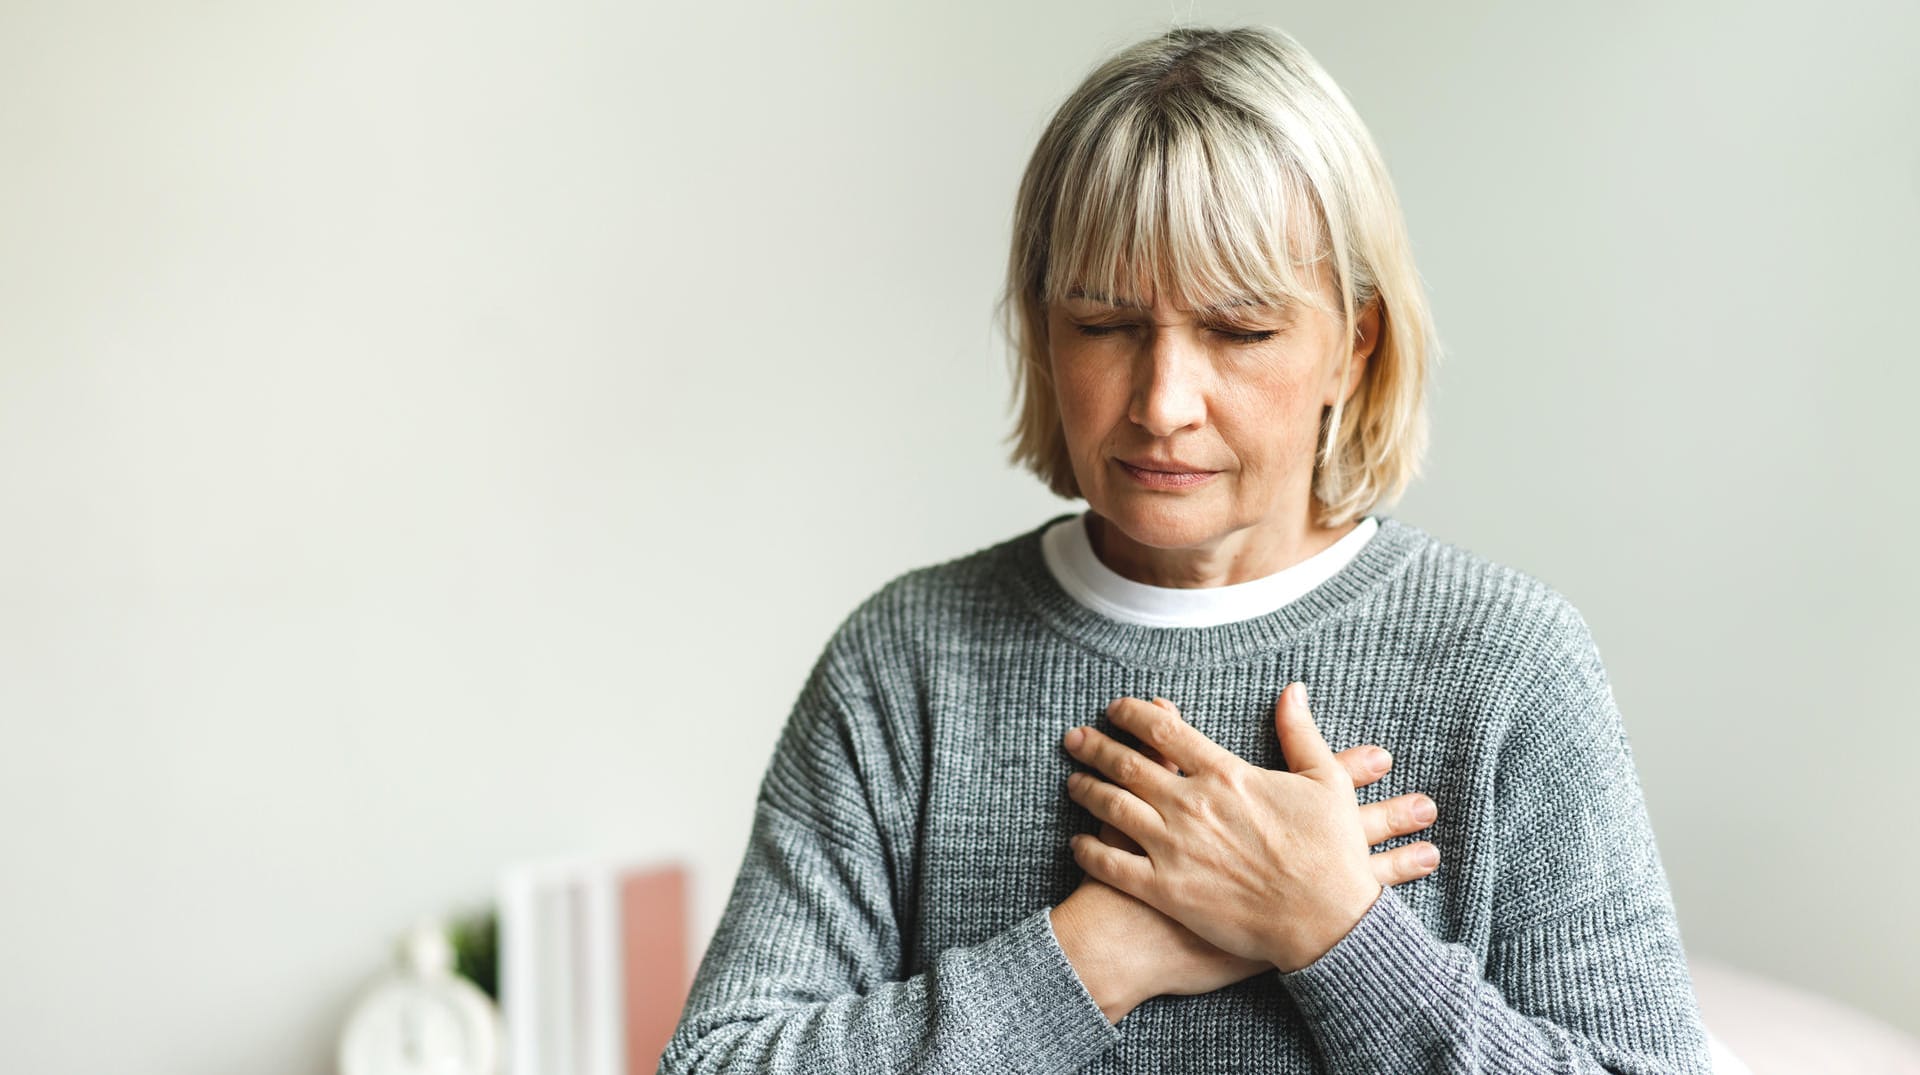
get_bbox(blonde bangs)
[1039,99,1332,320]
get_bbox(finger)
[1358,792,1438,846]
[1098,821,1144,854]
[1063,723,1180,800]
[1336,744,1392,788]
[1368,840,1440,887]
[1069,831,1156,898]
[1144,701,1184,774]
[1142,745,1181,775]
[1272,682,1344,785]
[1105,696,1238,778]
[1066,770,1168,847]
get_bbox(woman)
[660,24,1711,1075]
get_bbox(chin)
[1094,495,1228,550]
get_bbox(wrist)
[1049,891,1149,1024]
[1269,879,1384,974]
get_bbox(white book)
[579,859,625,1075]
[498,868,539,1075]
[500,852,690,1075]
[541,877,575,1075]
[501,857,594,1075]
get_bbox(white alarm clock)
[338,919,503,1075]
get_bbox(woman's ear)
[1331,300,1380,405]
[1353,299,1381,361]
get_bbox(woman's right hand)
[1050,732,1439,1023]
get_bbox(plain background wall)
[3,1,1915,1071]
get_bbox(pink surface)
[1692,955,1920,1075]
[621,864,691,1075]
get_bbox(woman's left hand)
[1062,682,1384,974]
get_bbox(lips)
[1115,458,1221,489]
[1117,457,1216,474]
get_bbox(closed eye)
[1073,324,1278,344]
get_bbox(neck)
[1085,510,1359,588]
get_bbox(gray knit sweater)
[659,513,1711,1074]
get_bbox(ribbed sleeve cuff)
[953,905,1121,1073]
[1278,884,1475,1065]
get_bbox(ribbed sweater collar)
[995,512,1428,670]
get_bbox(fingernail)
[1411,797,1436,824]
[1412,844,1439,869]
[1371,748,1392,771]
[1064,726,1085,749]
[1294,682,1309,706]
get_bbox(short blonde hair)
[997,25,1438,528]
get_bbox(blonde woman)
[661,24,1710,1074]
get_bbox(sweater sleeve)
[656,640,1122,1075]
[1275,603,1713,1075]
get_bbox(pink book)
[620,864,691,1075]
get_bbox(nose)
[1128,328,1208,437]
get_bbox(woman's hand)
[1050,846,1266,1023]
[1061,683,1403,974]
[1049,709,1439,1020]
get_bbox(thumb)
[1274,681,1341,782]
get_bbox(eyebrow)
[1063,287,1272,310]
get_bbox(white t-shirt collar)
[1039,510,1381,629]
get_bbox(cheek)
[1052,355,1126,438]
[1214,367,1319,471]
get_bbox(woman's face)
[1045,272,1378,579]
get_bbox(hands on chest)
[1049,683,1441,1023]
